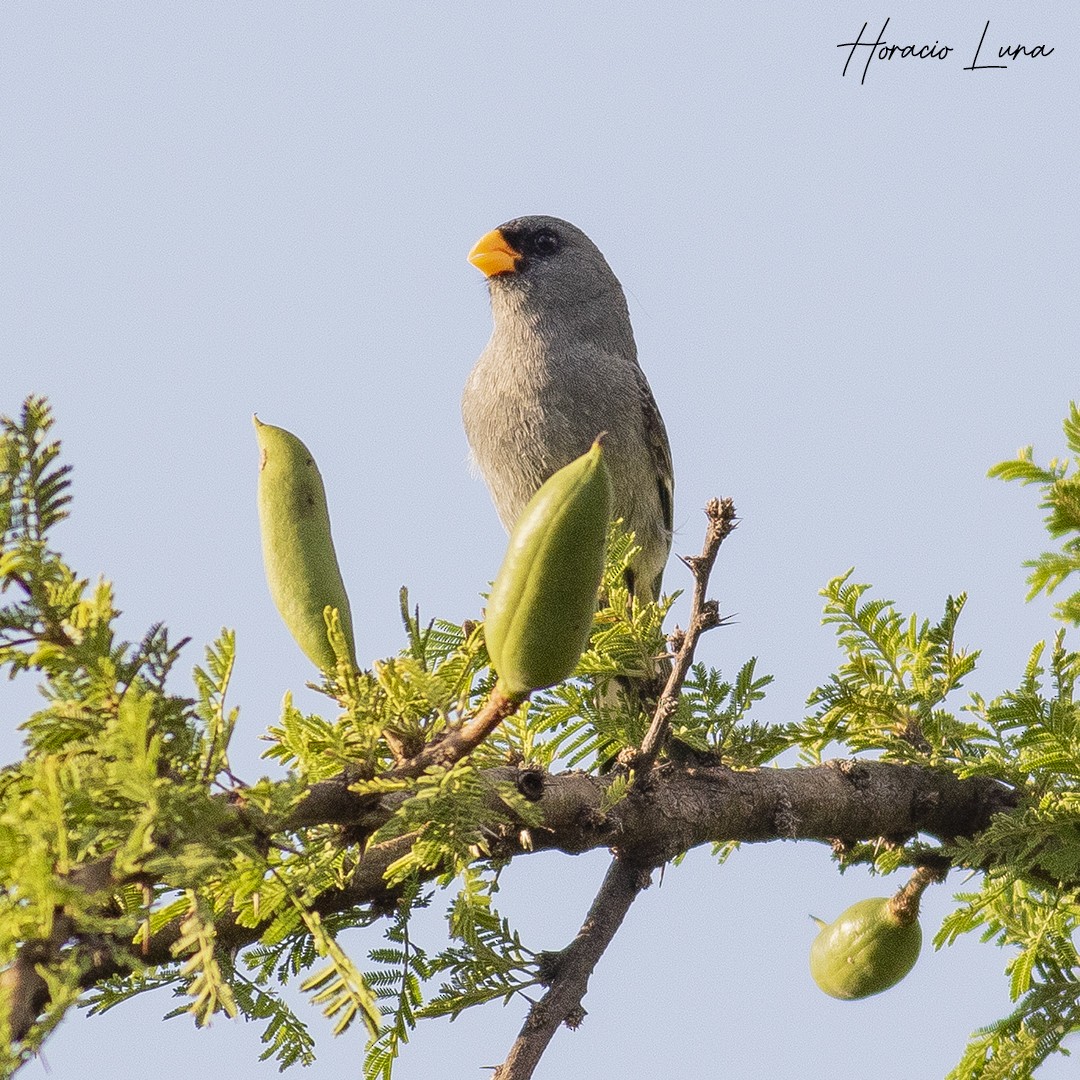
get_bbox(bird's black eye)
[527,229,560,257]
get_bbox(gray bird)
[462,215,674,602]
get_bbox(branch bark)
[305,758,1014,909]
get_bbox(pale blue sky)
[3,4,1078,1077]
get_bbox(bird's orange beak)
[468,228,520,277]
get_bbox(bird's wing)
[635,365,674,537]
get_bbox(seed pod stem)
[887,864,941,925]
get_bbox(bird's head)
[468,215,624,311]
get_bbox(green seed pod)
[254,417,356,671]
[809,896,922,1000]
[485,439,612,698]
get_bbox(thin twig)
[636,497,736,771]
[391,689,523,778]
[492,857,648,1080]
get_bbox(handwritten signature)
[839,19,1054,83]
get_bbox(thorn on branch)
[705,496,738,546]
[697,599,722,632]
[534,950,565,986]
[563,1005,586,1031]
[882,832,914,849]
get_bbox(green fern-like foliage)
[7,396,1080,1079]
[794,576,1080,1073]
[362,870,537,1080]
[799,573,980,766]
[781,405,1080,1075]
[671,659,779,765]
[0,396,775,1077]
[990,401,1080,624]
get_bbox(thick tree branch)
[3,755,1016,1044]
[290,753,1015,887]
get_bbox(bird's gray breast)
[463,325,653,539]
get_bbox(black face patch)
[502,224,562,266]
